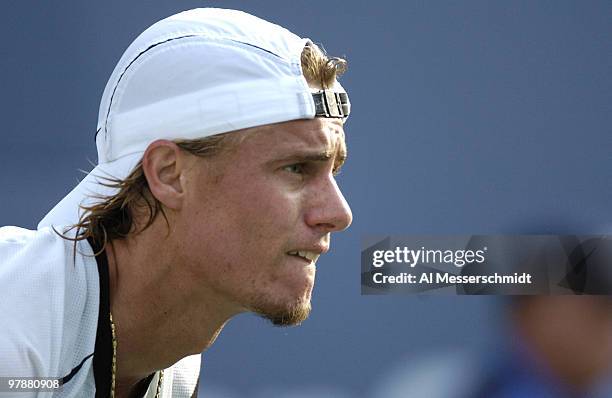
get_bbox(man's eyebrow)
[274,149,347,169]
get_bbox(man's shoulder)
[0,225,80,258]
[0,225,98,271]
[0,225,100,381]
[0,225,45,246]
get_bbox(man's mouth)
[287,250,320,264]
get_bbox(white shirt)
[0,226,200,397]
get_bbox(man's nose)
[305,176,353,233]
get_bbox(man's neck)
[104,225,238,392]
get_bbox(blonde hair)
[301,42,347,89]
[65,43,347,250]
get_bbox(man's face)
[177,118,352,325]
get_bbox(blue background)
[1,1,611,396]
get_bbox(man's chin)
[252,299,312,326]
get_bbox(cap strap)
[312,90,350,118]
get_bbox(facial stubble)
[251,296,312,326]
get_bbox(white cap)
[38,8,349,229]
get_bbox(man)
[0,8,352,398]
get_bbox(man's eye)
[283,163,305,174]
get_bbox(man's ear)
[142,140,187,210]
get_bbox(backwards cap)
[38,8,349,229]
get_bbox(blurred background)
[1,1,611,397]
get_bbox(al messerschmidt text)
[372,272,532,285]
